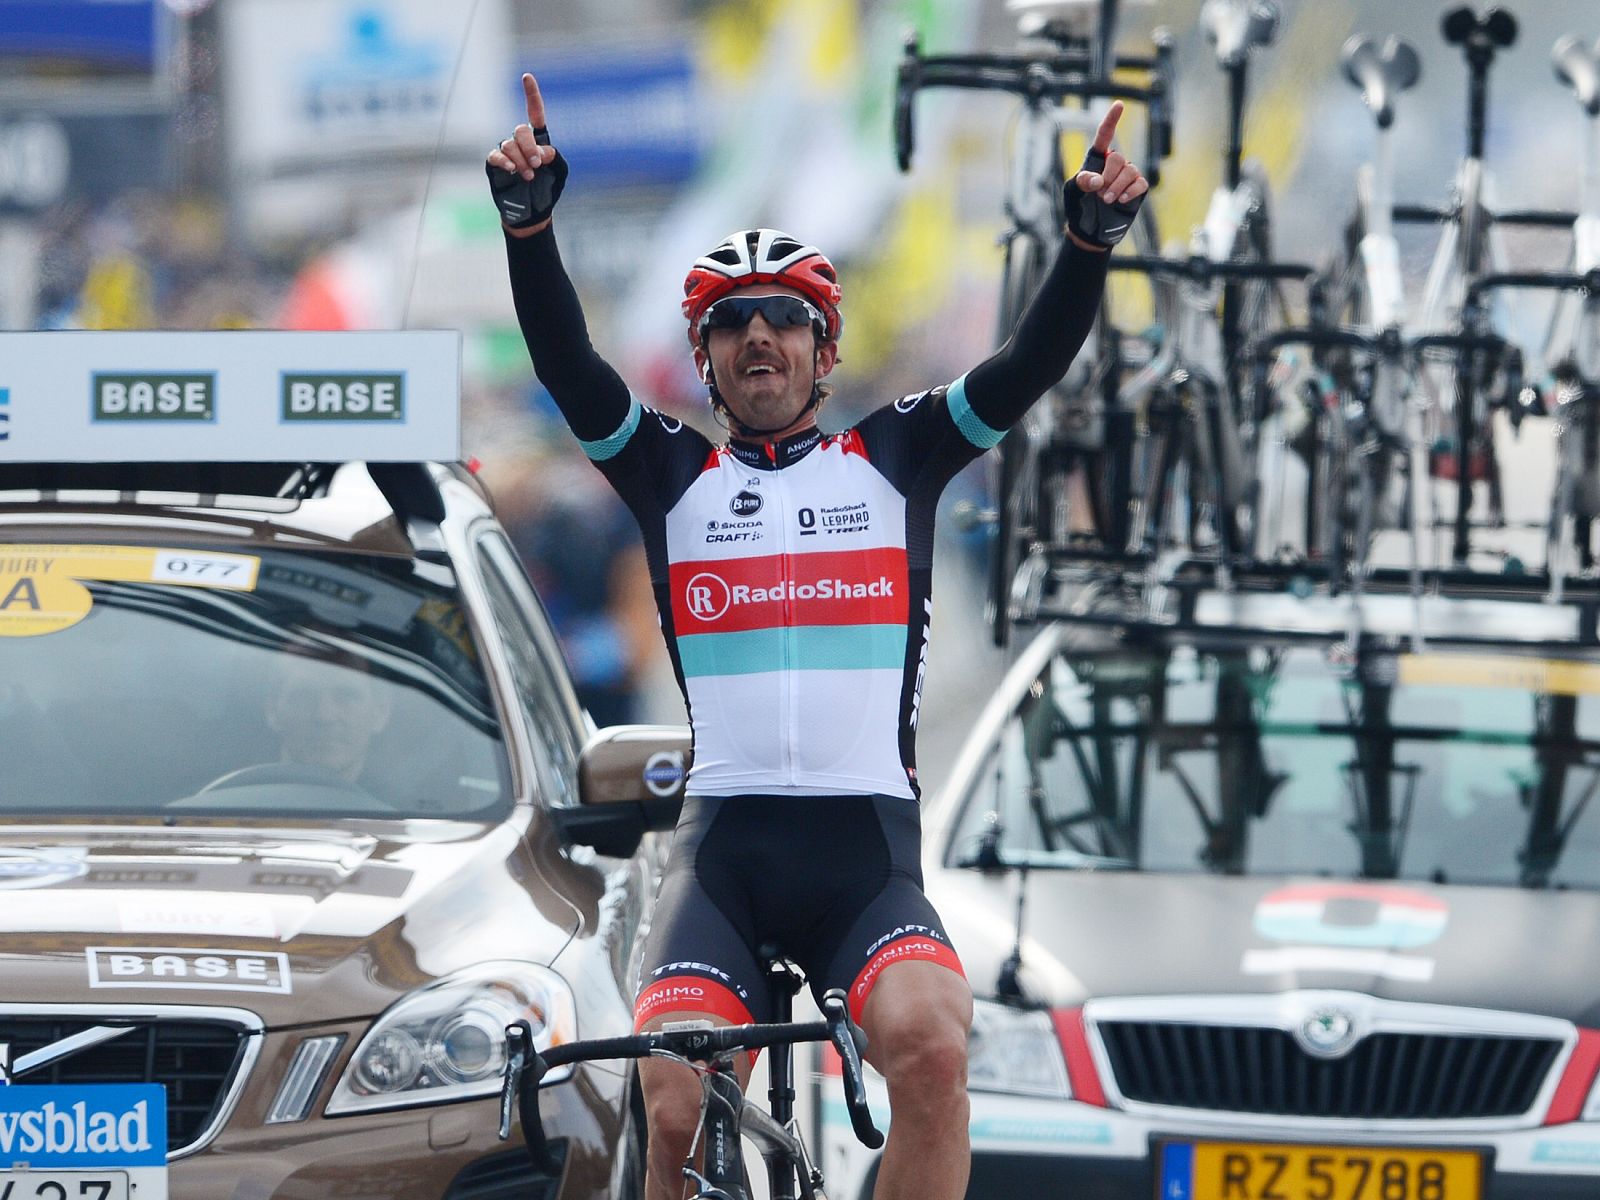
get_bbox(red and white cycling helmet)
[682,228,843,347]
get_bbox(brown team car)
[0,459,686,1199]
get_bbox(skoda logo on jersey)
[684,572,732,621]
[730,490,763,518]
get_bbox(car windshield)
[0,542,509,820]
[950,641,1600,890]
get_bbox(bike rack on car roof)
[1008,547,1600,653]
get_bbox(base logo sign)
[92,374,214,422]
[86,947,292,994]
[281,373,404,421]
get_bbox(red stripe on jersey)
[827,429,869,460]
[847,935,965,1025]
[670,547,908,633]
[634,975,756,1031]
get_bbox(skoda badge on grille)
[1296,1007,1359,1059]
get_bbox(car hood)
[932,868,1600,1027]
[0,819,585,1026]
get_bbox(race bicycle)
[499,968,881,1200]
[894,0,1173,645]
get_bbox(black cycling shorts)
[634,794,965,1030]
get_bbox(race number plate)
[1157,1140,1483,1200]
[0,1172,128,1200]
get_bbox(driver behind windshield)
[265,649,392,785]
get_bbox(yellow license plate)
[1160,1140,1483,1200]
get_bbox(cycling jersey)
[504,230,1107,799]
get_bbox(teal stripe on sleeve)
[946,374,1005,450]
[577,395,642,461]
[678,624,908,678]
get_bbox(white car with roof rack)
[0,331,686,1200]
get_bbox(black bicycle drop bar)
[894,34,1174,179]
[501,992,884,1176]
[1109,256,1315,283]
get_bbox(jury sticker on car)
[0,544,260,638]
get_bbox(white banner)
[223,0,510,175]
[0,331,460,463]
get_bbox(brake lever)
[820,989,885,1150]
[499,1021,529,1141]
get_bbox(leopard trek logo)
[684,572,732,621]
[730,490,763,517]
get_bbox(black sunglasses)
[699,294,825,341]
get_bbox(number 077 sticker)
[150,550,259,590]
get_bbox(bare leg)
[860,961,973,1200]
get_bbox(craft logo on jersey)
[684,571,732,621]
[730,490,762,517]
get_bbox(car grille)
[1096,1020,1562,1120]
[0,1017,249,1154]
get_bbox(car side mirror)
[554,725,691,857]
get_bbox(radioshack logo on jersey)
[683,570,895,623]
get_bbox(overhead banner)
[0,331,460,463]
[222,0,510,175]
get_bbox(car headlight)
[326,961,577,1115]
[966,998,1071,1100]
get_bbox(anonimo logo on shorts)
[683,571,895,622]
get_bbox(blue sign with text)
[0,1085,167,1168]
[522,43,702,191]
[0,1,159,71]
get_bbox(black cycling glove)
[487,126,569,229]
[1063,149,1143,249]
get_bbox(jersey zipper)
[770,461,797,784]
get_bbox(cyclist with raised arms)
[488,73,1147,1200]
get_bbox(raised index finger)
[1091,100,1124,155]
[522,73,547,128]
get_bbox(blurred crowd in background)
[5,0,1597,739]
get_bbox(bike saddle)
[1201,0,1278,69]
[1441,7,1517,51]
[1553,35,1600,118]
[1341,34,1421,129]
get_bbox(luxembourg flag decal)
[1253,882,1449,949]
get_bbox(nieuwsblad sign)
[0,331,459,463]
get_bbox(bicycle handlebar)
[1109,254,1314,284]
[499,988,884,1173]
[893,32,1174,181]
